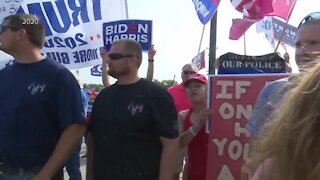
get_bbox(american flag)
[229,0,296,40]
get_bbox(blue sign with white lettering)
[91,64,103,76]
[192,0,221,25]
[103,19,152,51]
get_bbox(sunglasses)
[108,53,135,60]
[182,70,196,75]
[0,25,20,33]
[298,12,320,28]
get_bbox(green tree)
[83,83,104,92]
[153,79,178,89]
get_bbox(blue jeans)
[65,140,82,180]
[0,169,63,180]
[0,172,36,180]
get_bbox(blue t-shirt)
[0,58,85,168]
[247,78,290,135]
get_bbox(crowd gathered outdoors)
[0,11,320,180]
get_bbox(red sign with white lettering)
[206,74,288,180]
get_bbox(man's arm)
[86,132,95,180]
[101,48,111,87]
[146,44,156,81]
[159,136,179,180]
[34,124,86,180]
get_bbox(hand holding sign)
[148,44,156,59]
[192,108,212,133]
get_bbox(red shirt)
[168,84,192,112]
[184,109,208,180]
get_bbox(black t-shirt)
[89,78,178,180]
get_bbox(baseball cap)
[88,91,99,96]
[183,73,208,87]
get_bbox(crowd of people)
[1,11,320,180]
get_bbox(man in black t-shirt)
[86,39,179,180]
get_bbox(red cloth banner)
[268,0,297,20]
[229,0,296,40]
[206,74,288,180]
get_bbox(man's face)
[181,65,197,82]
[0,20,20,54]
[295,23,320,68]
[106,43,134,79]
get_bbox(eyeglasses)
[108,53,135,60]
[182,70,196,75]
[0,25,20,33]
[298,12,320,28]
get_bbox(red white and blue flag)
[192,0,221,24]
[229,0,297,40]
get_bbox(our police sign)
[103,20,152,51]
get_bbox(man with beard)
[86,39,179,180]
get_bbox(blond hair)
[246,59,320,180]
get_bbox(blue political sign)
[103,19,152,51]
[192,0,221,24]
[91,65,102,76]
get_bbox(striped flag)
[229,0,296,40]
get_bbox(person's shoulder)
[264,77,289,91]
[0,64,13,73]
[167,84,183,93]
[43,57,67,71]
[141,78,164,90]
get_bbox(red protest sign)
[206,74,289,180]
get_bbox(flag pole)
[274,0,298,52]
[198,25,206,54]
[209,12,218,75]
[243,33,247,55]
[124,0,129,19]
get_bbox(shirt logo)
[28,82,46,95]
[128,102,144,116]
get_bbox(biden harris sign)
[103,19,152,51]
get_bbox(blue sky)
[1,0,314,85]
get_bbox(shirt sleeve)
[56,69,86,129]
[151,89,179,139]
[247,83,275,135]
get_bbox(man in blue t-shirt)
[0,14,86,180]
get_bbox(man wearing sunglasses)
[167,63,198,180]
[244,12,320,178]
[100,44,157,87]
[0,14,86,180]
[247,11,320,153]
[86,39,179,180]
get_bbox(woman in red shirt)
[178,73,212,180]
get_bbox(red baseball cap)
[88,91,99,96]
[183,73,208,87]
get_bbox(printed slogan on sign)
[206,74,289,180]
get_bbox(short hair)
[3,14,46,48]
[182,63,198,72]
[298,12,320,29]
[112,39,143,67]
